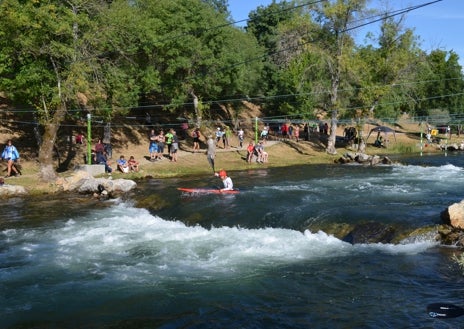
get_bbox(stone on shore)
[335,152,393,165]
[58,167,137,195]
[0,183,27,197]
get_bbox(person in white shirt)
[214,169,233,191]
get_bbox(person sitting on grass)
[128,156,139,172]
[258,141,268,163]
[374,136,384,148]
[117,155,130,173]
[254,142,264,163]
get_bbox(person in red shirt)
[246,141,255,163]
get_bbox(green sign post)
[87,114,92,164]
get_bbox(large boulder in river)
[441,200,464,229]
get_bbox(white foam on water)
[0,202,437,285]
[391,163,464,181]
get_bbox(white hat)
[217,127,220,130]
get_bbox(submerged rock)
[342,222,396,244]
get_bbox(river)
[1,153,464,328]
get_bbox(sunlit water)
[2,153,464,328]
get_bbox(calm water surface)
[2,153,464,328]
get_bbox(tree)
[135,0,263,118]
[246,0,298,96]
[312,0,368,154]
[0,0,152,181]
[421,50,464,116]
[272,13,329,117]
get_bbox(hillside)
[0,106,455,194]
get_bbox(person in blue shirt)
[117,155,129,173]
[2,139,20,177]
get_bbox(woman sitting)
[128,156,140,172]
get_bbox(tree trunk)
[190,91,201,128]
[37,103,67,181]
[326,109,338,154]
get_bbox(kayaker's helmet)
[219,170,227,178]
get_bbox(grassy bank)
[4,128,448,195]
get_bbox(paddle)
[427,303,464,318]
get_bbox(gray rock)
[0,184,27,197]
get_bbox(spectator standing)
[170,131,179,162]
[215,127,223,148]
[260,126,269,141]
[165,129,174,156]
[1,139,20,177]
[75,133,84,144]
[237,128,244,148]
[288,124,294,140]
[95,139,105,158]
[149,129,158,161]
[157,130,166,160]
[303,124,309,141]
[281,123,288,139]
[192,128,201,152]
[294,124,300,142]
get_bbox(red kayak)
[177,187,240,194]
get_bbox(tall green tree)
[420,50,464,116]
[349,15,427,120]
[312,0,368,154]
[135,0,263,119]
[246,0,298,96]
[271,11,329,117]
